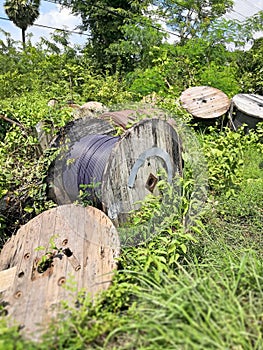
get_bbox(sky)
[0,0,263,47]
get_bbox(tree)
[4,0,40,47]
[59,0,162,72]
[154,0,234,43]
[236,37,263,95]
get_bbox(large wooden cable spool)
[230,93,263,131]
[180,86,230,121]
[0,204,120,340]
[49,114,182,225]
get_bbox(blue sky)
[0,0,263,47]
[0,0,86,46]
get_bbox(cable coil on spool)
[62,134,119,205]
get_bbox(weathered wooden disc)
[180,86,230,119]
[101,118,182,225]
[0,205,119,340]
[232,94,263,119]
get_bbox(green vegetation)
[0,2,263,348]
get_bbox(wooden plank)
[180,86,230,119]
[0,266,17,292]
[0,205,120,341]
[232,93,263,119]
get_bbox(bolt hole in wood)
[14,291,22,299]
[24,253,30,260]
[62,248,72,257]
[18,271,24,278]
[0,308,8,316]
[100,247,105,259]
[62,239,68,246]
[0,301,9,316]
[58,277,66,286]
[145,173,158,192]
[63,248,81,270]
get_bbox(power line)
[0,16,90,36]
[241,0,263,12]
[42,0,181,38]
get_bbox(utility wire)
[43,0,258,36]
[42,0,181,38]
[240,0,263,12]
[0,16,90,36]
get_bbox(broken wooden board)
[0,204,120,340]
[180,86,230,119]
[231,93,263,130]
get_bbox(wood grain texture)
[0,205,119,340]
[232,94,263,119]
[101,118,182,225]
[180,86,230,119]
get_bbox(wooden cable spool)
[48,113,182,226]
[180,86,230,121]
[0,204,120,340]
[230,93,263,131]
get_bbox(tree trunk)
[22,28,26,49]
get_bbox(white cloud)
[0,3,85,46]
[36,5,81,30]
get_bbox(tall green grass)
[106,241,263,350]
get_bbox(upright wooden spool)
[180,86,230,121]
[230,93,263,131]
[0,205,119,340]
[49,113,182,225]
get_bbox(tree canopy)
[59,0,159,72]
[153,0,234,43]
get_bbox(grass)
[0,128,262,350]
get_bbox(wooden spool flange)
[0,204,120,340]
[101,118,181,224]
[180,86,230,119]
[231,93,263,131]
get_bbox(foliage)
[126,39,240,98]
[236,37,263,94]
[58,0,159,72]
[201,126,246,196]
[154,0,234,43]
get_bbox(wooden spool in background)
[230,93,263,131]
[49,111,182,226]
[180,86,230,122]
[0,204,120,340]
